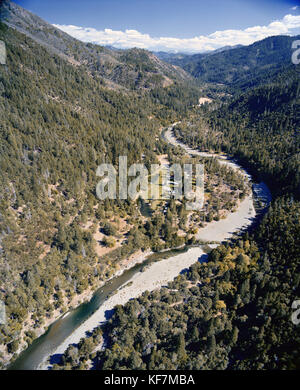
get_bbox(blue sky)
[13,0,300,52]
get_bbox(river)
[9,123,271,370]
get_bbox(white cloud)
[291,6,299,10]
[53,14,300,53]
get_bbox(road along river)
[9,123,271,370]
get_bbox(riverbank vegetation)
[49,56,300,370]
[52,197,300,370]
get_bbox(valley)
[10,122,268,370]
[0,0,299,371]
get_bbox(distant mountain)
[155,51,194,63]
[155,45,244,64]
[157,35,300,90]
[0,0,192,90]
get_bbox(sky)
[13,0,300,53]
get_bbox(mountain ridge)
[0,0,192,90]
[157,34,300,90]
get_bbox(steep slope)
[0,0,192,90]
[0,18,170,367]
